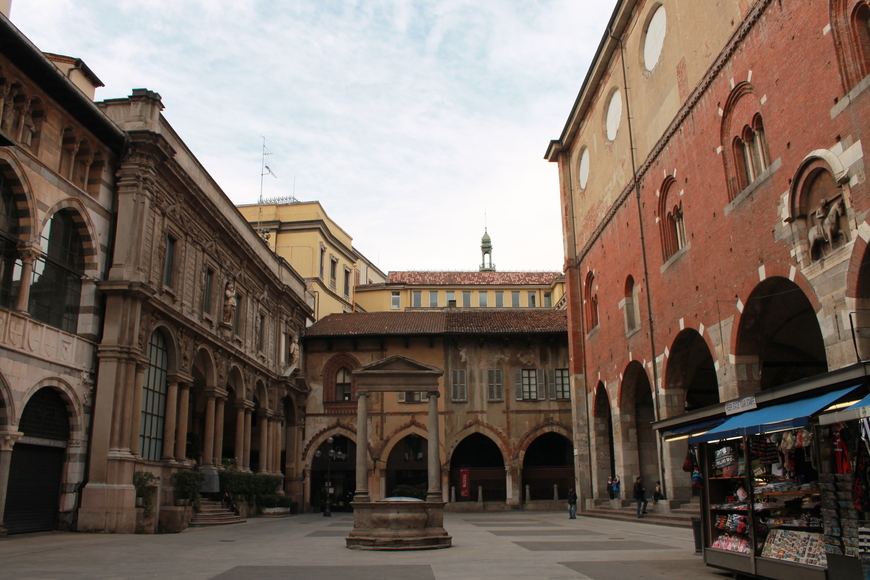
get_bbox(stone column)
[0,430,23,537]
[174,383,191,461]
[127,362,146,455]
[202,393,216,467]
[213,397,225,467]
[162,378,179,461]
[243,409,252,472]
[13,246,37,313]
[258,411,269,473]
[274,419,283,475]
[234,401,246,468]
[426,391,442,502]
[354,392,370,502]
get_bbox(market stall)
[687,384,868,580]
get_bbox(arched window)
[584,271,599,330]
[721,83,769,200]
[139,330,169,462]
[659,177,687,261]
[832,1,870,89]
[0,174,23,309]
[335,368,352,401]
[323,353,360,404]
[29,210,84,333]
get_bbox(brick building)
[546,0,870,505]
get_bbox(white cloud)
[9,0,617,272]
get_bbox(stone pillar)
[234,401,246,468]
[213,397,225,467]
[0,430,23,537]
[258,411,269,473]
[174,383,190,461]
[427,391,442,502]
[354,392,370,502]
[162,378,179,461]
[272,419,281,474]
[243,409,252,472]
[202,393,216,467]
[127,362,146,455]
[13,247,37,313]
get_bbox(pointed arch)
[39,197,100,274]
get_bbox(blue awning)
[818,391,870,425]
[663,417,727,439]
[690,384,863,443]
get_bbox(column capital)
[0,430,23,452]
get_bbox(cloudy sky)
[10,0,616,273]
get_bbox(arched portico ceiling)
[667,328,719,412]
[736,276,827,391]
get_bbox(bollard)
[477,486,483,503]
[525,484,531,503]
[450,485,456,503]
[553,484,559,500]
[691,517,702,555]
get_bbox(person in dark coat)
[633,476,648,518]
[567,488,577,519]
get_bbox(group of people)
[568,475,665,519]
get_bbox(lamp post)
[315,436,346,517]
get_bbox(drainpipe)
[610,29,666,498]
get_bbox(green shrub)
[171,470,205,511]
[133,471,160,516]
[218,471,282,506]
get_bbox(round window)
[643,6,667,71]
[605,89,622,141]
[578,147,590,190]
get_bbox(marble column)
[162,378,179,461]
[0,430,23,537]
[234,401,246,468]
[213,397,225,467]
[426,391,442,502]
[354,392,370,502]
[13,247,37,313]
[202,394,216,467]
[174,383,190,461]
[243,409,252,472]
[258,411,269,474]
[273,419,282,474]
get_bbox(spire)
[480,227,495,272]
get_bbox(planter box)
[158,506,194,533]
[260,507,292,516]
[135,507,157,534]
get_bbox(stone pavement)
[0,511,733,580]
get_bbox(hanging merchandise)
[852,440,870,513]
[832,423,851,474]
[691,446,704,489]
[683,446,694,472]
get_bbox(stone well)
[346,498,452,550]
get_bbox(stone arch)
[720,81,766,200]
[379,422,428,464]
[0,151,37,242]
[591,381,616,499]
[847,236,870,360]
[19,377,83,439]
[0,370,14,428]
[254,378,269,411]
[39,197,100,274]
[734,276,827,394]
[520,430,575,501]
[303,425,357,465]
[191,347,215,390]
[383,427,430,497]
[618,361,657,485]
[665,328,719,413]
[448,430,507,502]
[514,423,572,463]
[149,322,179,374]
[445,422,510,466]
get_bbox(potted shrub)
[171,470,205,511]
[133,471,160,516]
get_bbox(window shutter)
[537,369,546,400]
[495,369,503,400]
[487,369,495,401]
[548,369,556,400]
[398,391,405,403]
[514,369,522,400]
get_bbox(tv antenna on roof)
[256,136,280,245]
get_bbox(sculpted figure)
[223,279,237,324]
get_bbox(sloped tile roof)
[387,271,562,286]
[304,310,567,338]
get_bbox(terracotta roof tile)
[387,271,562,286]
[303,310,566,338]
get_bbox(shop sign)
[460,468,470,498]
[725,395,757,415]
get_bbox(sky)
[9,0,617,273]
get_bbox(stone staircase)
[578,498,700,528]
[188,500,246,527]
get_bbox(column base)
[77,483,137,533]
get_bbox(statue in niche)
[223,279,237,324]
[808,197,845,260]
[20,108,34,147]
[288,334,299,365]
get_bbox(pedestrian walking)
[612,475,621,499]
[633,476,648,518]
[607,477,614,500]
[567,487,577,519]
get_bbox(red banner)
[460,468,470,498]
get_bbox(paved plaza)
[0,511,731,580]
